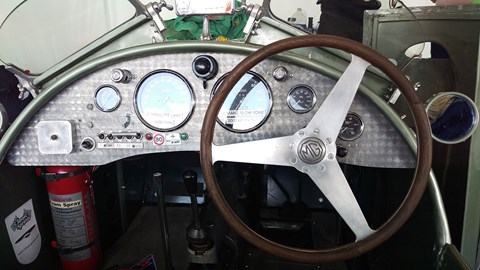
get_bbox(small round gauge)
[94,85,121,112]
[339,112,364,141]
[134,70,195,131]
[212,71,272,132]
[287,85,316,113]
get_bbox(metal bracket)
[241,4,263,42]
[4,66,40,100]
[145,1,173,42]
[17,79,38,100]
[386,81,421,104]
[127,0,148,16]
[233,0,248,13]
[200,16,212,41]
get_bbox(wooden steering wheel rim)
[200,35,432,263]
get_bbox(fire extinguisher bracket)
[38,167,90,181]
[54,240,98,254]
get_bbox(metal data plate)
[175,0,236,16]
[36,120,74,154]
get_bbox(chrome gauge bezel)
[211,71,273,133]
[134,69,195,132]
[94,85,121,112]
[339,112,365,141]
[286,84,317,114]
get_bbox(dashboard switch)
[111,68,133,83]
[273,66,289,81]
[81,137,96,151]
[336,146,348,158]
[192,55,218,81]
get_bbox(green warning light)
[180,133,189,141]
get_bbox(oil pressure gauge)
[339,112,364,141]
[287,85,316,113]
[94,85,121,112]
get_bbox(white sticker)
[165,133,181,145]
[97,142,144,149]
[4,199,41,265]
[176,0,235,15]
[49,192,90,261]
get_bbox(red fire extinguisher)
[37,166,101,270]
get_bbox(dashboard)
[7,52,415,168]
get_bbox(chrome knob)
[111,68,133,83]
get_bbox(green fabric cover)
[164,5,248,41]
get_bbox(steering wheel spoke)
[308,161,375,241]
[306,55,370,139]
[212,136,295,166]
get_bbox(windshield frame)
[0,0,139,76]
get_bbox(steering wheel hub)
[297,137,326,164]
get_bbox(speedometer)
[212,71,272,132]
[134,70,195,131]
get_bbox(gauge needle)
[162,97,171,104]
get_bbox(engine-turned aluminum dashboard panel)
[7,52,415,168]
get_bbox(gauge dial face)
[339,113,364,141]
[212,71,272,132]
[94,85,121,112]
[287,85,316,113]
[134,70,195,131]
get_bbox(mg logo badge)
[297,138,326,164]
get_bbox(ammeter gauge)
[339,112,364,141]
[94,85,121,112]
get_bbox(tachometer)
[94,85,121,112]
[287,85,316,113]
[134,70,195,131]
[212,71,272,132]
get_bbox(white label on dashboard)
[165,133,181,145]
[97,143,144,149]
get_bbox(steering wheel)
[200,35,432,263]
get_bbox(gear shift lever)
[184,170,209,245]
[183,170,217,264]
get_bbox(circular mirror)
[426,92,478,144]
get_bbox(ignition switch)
[81,137,96,151]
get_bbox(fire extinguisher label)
[4,199,42,265]
[48,192,90,261]
[50,199,82,209]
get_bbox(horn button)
[297,137,326,164]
